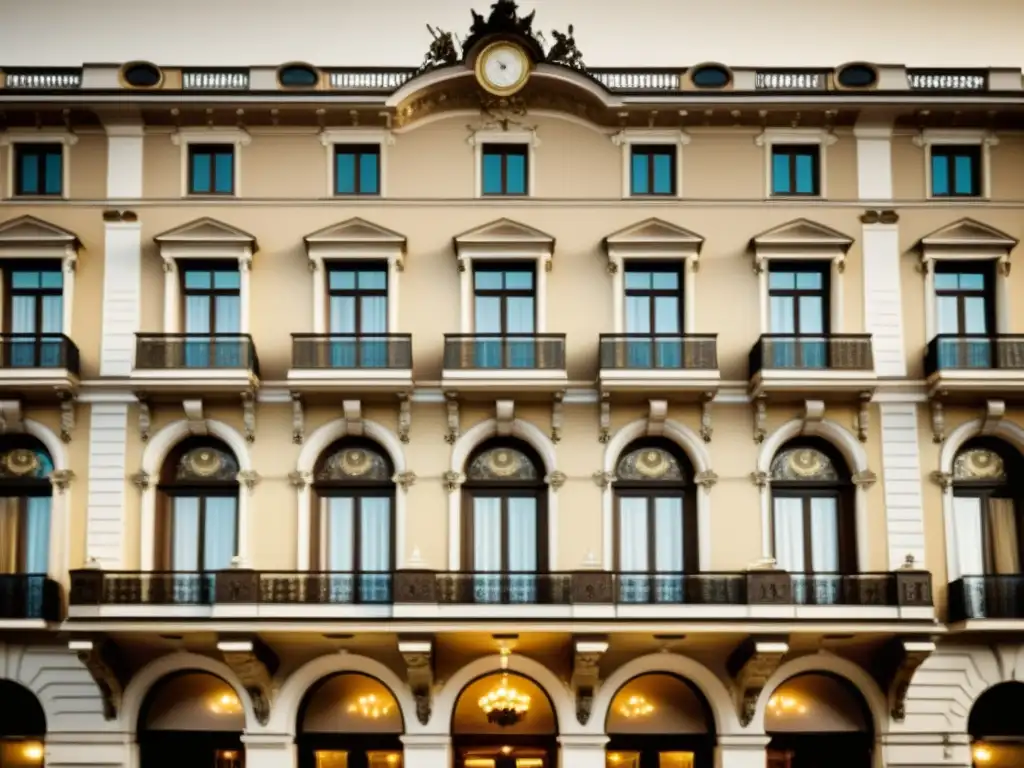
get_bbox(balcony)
[287,334,413,395]
[0,574,62,625]
[131,333,259,394]
[948,575,1024,625]
[0,334,80,396]
[67,568,933,623]
[598,334,719,399]
[441,334,567,395]
[925,335,1024,400]
[748,334,876,400]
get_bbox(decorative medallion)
[468,446,538,481]
[317,446,390,482]
[616,446,684,482]
[953,447,1006,482]
[1,447,44,478]
[770,447,838,482]
[176,446,239,482]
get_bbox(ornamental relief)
[0,446,53,480]
[616,446,685,482]
[467,446,538,481]
[176,446,239,482]
[769,447,838,482]
[953,447,1006,482]
[316,446,391,482]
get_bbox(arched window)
[0,680,46,768]
[0,438,54,575]
[157,438,239,572]
[769,440,854,575]
[969,682,1024,767]
[312,439,395,603]
[613,439,695,603]
[462,440,546,604]
[951,440,1023,576]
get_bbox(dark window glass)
[188,145,234,195]
[334,145,380,195]
[6,266,63,368]
[931,145,982,197]
[691,65,731,88]
[481,144,528,196]
[630,146,676,195]
[836,64,877,88]
[123,62,162,87]
[13,144,63,196]
[771,145,820,196]
[278,65,318,87]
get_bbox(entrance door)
[458,745,550,768]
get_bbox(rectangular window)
[327,263,388,367]
[182,265,242,367]
[630,145,676,196]
[334,145,380,195]
[481,144,528,196]
[6,266,64,368]
[934,262,994,368]
[187,144,235,195]
[767,262,829,368]
[13,144,63,196]
[623,263,683,368]
[473,264,535,368]
[931,145,982,197]
[770,145,820,196]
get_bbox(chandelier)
[617,695,655,718]
[348,693,393,719]
[478,648,530,727]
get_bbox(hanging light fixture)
[617,694,655,718]
[478,648,530,727]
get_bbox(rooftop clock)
[474,41,531,97]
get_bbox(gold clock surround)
[474,40,531,97]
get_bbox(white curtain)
[172,497,200,571]
[772,497,805,572]
[809,497,839,572]
[953,496,985,576]
[23,497,51,574]
[654,497,684,601]
[11,295,38,368]
[323,498,354,603]
[506,296,535,368]
[625,296,652,368]
[203,497,237,570]
[769,296,796,367]
[214,295,241,367]
[360,497,391,601]
[184,296,211,367]
[473,497,502,603]
[474,296,502,368]
[508,497,537,603]
[618,498,649,603]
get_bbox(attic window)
[690,64,731,89]
[835,63,877,89]
[122,62,163,88]
[278,64,319,88]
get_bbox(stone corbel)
[398,636,434,726]
[599,392,611,443]
[288,470,312,489]
[342,399,363,436]
[750,471,771,489]
[0,400,24,434]
[694,470,718,490]
[752,396,767,443]
[496,399,515,437]
[291,393,304,444]
[130,471,151,491]
[572,637,608,726]
[183,399,206,435]
[801,400,826,432]
[69,638,126,721]
[217,636,279,726]
[137,397,152,443]
[875,637,936,722]
[998,258,1011,278]
[930,471,953,492]
[727,636,789,727]
[397,393,411,443]
[647,399,668,436]
[393,471,417,492]
[49,469,74,494]
[916,256,932,276]
[982,399,1006,435]
[700,393,713,443]
[852,470,878,489]
[592,470,615,489]
[444,392,460,444]
[236,471,261,491]
[856,392,871,443]
[241,391,256,442]
[57,389,75,442]
[929,400,945,443]
[545,471,567,491]
[443,471,465,492]
[551,391,564,444]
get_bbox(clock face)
[476,42,530,96]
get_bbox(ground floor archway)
[0,680,45,768]
[969,681,1024,768]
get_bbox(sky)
[0,0,1021,69]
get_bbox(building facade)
[0,3,1023,768]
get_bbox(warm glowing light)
[609,754,620,764]
[478,673,531,726]
[973,745,993,764]
[22,743,44,762]
[616,694,655,718]
[221,752,238,760]
[347,693,393,719]
[501,746,513,755]
[516,760,543,767]
[209,692,243,715]
[768,695,806,715]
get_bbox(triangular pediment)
[603,218,704,254]
[751,218,854,250]
[918,218,1018,251]
[454,218,555,249]
[0,215,79,247]
[154,217,257,249]
[305,218,406,248]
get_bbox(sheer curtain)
[618,498,649,602]
[654,498,684,602]
[10,294,37,368]
[474,295,502,368]
[0,498,17,574]
[329,295,357,368]
[360,296,388,368]
[506,296,535,369]
[773,497,806,605]
[809,497,840,604]
[214,294,241,367]
[324,498,354,602]
[360,498,391,601]
[473,498,502,602]
[625,295,652,368]
[40,294,63,367]
[769,296,796,368]
[953,496,985,576]
[507,498,537,603]
[203,497,237,570]
[184,296,211,368]
[171,497,200,604]
[23,497,51,574]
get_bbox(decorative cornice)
[170,127,251,146]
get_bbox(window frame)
[766,260,832,337]
[628,145,678,197]
[186,144,236,197]
[180,260,243,334]
[332,144,382,197]
[0,438,54,574]
[769,144,821,197]
[756,128,835,199]
[471,261,537,335]
[612,130,688,199]
[929,144,982,199]
[480,143,529,197]
[0,132,76,200]
[319,129,393,198]
[171,128,249,198]
[326,261,389,335]
[933,261,995,338]
[916,129,997,201]
[622,261,685,335]
[12,144,64,197]
[5,261,64,335]
[469,129,536,199]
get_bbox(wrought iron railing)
[948,575,1024,622]
[291,334,412,370]
[749,334,874,375]
[599,334,717,371]
[134,333,259,375]
[443,334,566,371]
[924,334,1024,376]
[0,574,62,621]
[0,333,80,372]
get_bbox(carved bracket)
[700,393,713,443]
[551,391,564,444]
[599,392,611,443]
[929,400,945,443]
[138,397,152,443]
[398,393,411,443]
[237,471,261,492]
[545,470,567,491]
[70,638,127,721]
[393,471,417,492]
[342,399,363,437]
[443,470,465,492]
[496,399,515,437]
[183,399,206,435]
[646,399,668,436]
[0,400,25,434]
[288,470,312,489]
[217,636,279,726]
[727,636,789,727]
[856,392,871,443]
[291,393,304,444]
[592,470,614,490]
[57,390,75,442]
[852,469,878,489]
[694,470,718,490]
[130,470,151,492]
[982,399,1006,436]
[445,392,460,445]
[752,396,767,443]
[241,391,256,442]
[49,469,74,494]
[875,637,936,722]
[398,636,434,726]
[572,637,608,726]
[801,400,826,432]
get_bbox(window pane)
[474,296,502,333]
[651,272,679,290]
[172,497,201,571]
[809,497,839,572]
[329,296,356,333]
[203,497,237,571]
[191,153,211,193]
[504,270,534,290]
[652,153,673,194]
[214,152,233,193]
[769,296,796,334]
[184,296,211,333]
[795,271,822,290]
[631,152,649,194]
[11,271,41,289]
[358,270,386,290]
[798,296,824,334]
[360,296,387,333]
[769,271,796,290]
[39,270,63,289]
[184,270,211,289]
[625,296,651,334]
[44,151,62,195]
[473,497,502,571]
[474,271,503,290]
[625,271,652,290]
[215,295,241,333]
[40,295,62,334]
[330,270,356,290]
[654,497,684,572]
[964,296,988,334]
[325,498,354,571]
[359,152,379,194]
[953,154,975,195]
[794,153,816,193]
[959,272,985,290]
[20,153,39,194]
[335,153,356,194]
[953,496,985,576]
[10,296,36,334]
[772,152,791,194]
[934,273,959,291]
[506,152,526,194]
[618,498,649,571]
[506,297,535,333]
[773,497,805,571]
[653,296,680,333]
[360,498,391,571]
[213,270,240,290]
[507,497,537,571]
[932,154,950,195]
[23,497,51,573]
[482,153,504,194]
[935,295,961,335]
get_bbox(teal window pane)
[20,154,39,194]
[772,153,790,194]
[214,153,233,193]
[934,273,959,290]
[959,273,985,290]
[40,271,63,289]
[954,155,974,195]
[651,272,678,290]
[474,271,503,290]
[191,154,211,193]
[43,152,62,194]
[214,270,240,290]
[335,153,356,194]
[505,271,533,290]
[631,153,649,194]
[769,272,796,290]
[357,270,386,290]
[184,271,212,289]
[482,153,503,194]
[506,153,526,194]
[359,153,379,194]
[795,272,822,290]
[625,271,652,290]
[330,270,356,290]
[795,154,815,193]
[11,272,41,289]
[932,155,950,195]
[652,153,673,194]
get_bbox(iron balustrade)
[134,333,259,374]
[443,334,566,371]
[0,574,62,621]
[749,334,874,376]
[924,334,1024,376]
[0,333,79,372]
[599,334,718,371]
[291,334,412,370]
[948,575,1024,622]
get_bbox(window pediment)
[453,218,555,263]
[304,217,406,263]
[0,215,80,258]
[154,216,257,261]
[603,218,704,261]
[918,217,1017,262]
[750,218,853,269]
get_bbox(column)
[238,252,252,334]
[388,254,402,332]
[558,734,607,768]
[162,259,180,333]
[242,733,296,768]
[716,734,769,768]
[293,472,312,571]
[61,253,76,337]
[459,257,472,333]
[401,734,451,768]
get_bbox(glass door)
[8,268,63,368]
[768,265,827,368]
[328,266,388,367]
[623,265,683,368]
[473,266,535,368]
[183,267,241,368]
[617,496,685,603]
[320,496,392,602]
[935,266,992,368]
[470,496,538,603]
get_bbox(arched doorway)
[138,672,244,768]
[0,680,45,767]
[765,673,872,768]
[452,671,557,768]
[605,673,715,768]
[968,682,1024,767]
[296,672,403,768]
